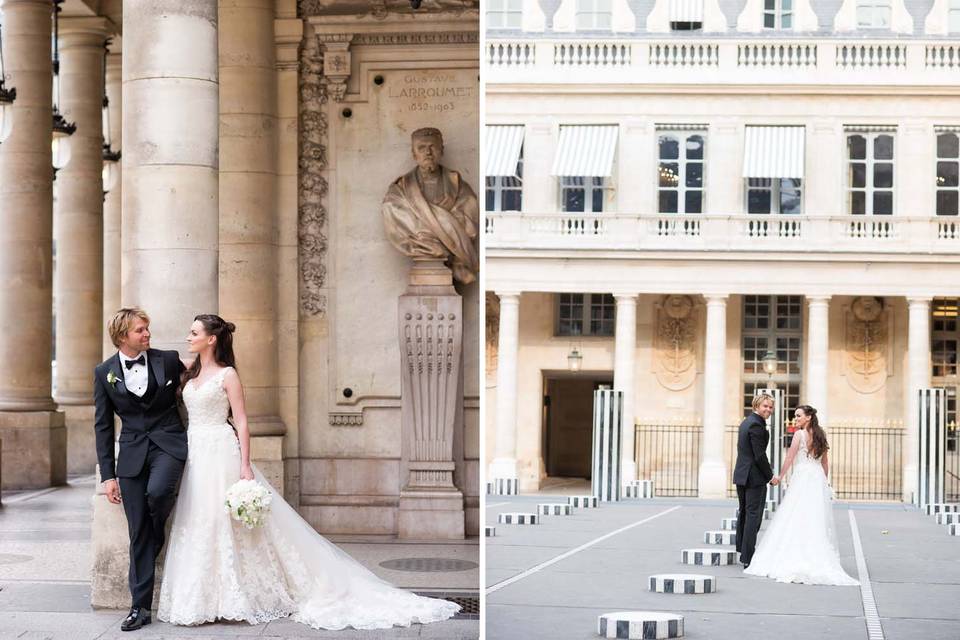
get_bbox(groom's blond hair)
[752,392,775,411]
[108,307,150,348]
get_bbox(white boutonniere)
[106,372,120,387]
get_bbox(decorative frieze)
[329,412,363,426]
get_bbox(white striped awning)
[742,126,805,179]
[670,0,703,22]
[485,125,525,177]
[550,125,618,177]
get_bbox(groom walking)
[733,393,779,569]
[93,308,187,631]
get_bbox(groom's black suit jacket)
[93,349,188,482]
[732,412,775,487]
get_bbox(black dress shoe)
[121,607,152,631]
[742,562,750,569]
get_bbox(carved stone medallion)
[843,297,891,394]
[654,295,699,391]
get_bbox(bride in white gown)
[157,314,460,629]
[744,404,859,586]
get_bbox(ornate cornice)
[298,34,329,317]
[352,31,478,45]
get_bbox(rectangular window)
[741,295,803,426]
[575,0,612,29]
[658,130,705,214]
[486,0,523,29]
[746,178,802,214]
[763,0,793,29]
[937,132,959,216]
[847,131,894,215]
[486,146,523,212]
[856,0,891,28]
[556,293,615,336]
[561,176,608,213]
[932,299,960,452]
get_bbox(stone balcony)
[486,37,960,87]
[485,212,960,255]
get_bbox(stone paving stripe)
[849,510,885,640]
[3,487,63,504]
[485,505,682,595]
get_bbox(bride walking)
[744,404,859,586]
[156,314,460,629]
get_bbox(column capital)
[907,296,933,306]
[806,295,831,305]
[613,293,639,304]
[495,291,522,302]
[703,293,729,305]
[58,17,113,47]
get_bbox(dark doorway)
[542,374,613,479]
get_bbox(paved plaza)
[486,484,960,640]
[0,477,479,640]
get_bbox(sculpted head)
[411,128,444,174]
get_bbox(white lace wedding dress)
[744,429,859,586]
[156,367,460,629]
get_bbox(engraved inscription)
[387,72,475,114]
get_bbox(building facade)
[0,0,479,540]
[484,0,960,502]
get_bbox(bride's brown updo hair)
[181,314,238,391]
[797,404,829,459]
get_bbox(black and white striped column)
[681,548,738,566]
[648,574,716,594]
[949,523,960,536]
[538,503,573,516]
[487,477,519,496]
[597,612,684,639]
[569,495,599,508]
[485,526,495,536]
[925,503,959,515]
[624,479,654,499]
[935,511,960,525]
[592,389,623,502]
[720,517,736,531]
[917,388,947,508]
[497,512,538,525]
[703,530,736,545]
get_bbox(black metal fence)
[830,424,903,501]
[635,423,701,497]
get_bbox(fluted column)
[699,294,728,498]
[122,2,219,350]
[0,0,66,489]
[55,17,110,475]
[905,297,932,502]
[614,294,638,482]
[218,0,285,489]
[805,296,830,425]
[490,292,520,481]
[102,50,121,358]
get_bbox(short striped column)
[597,612,684,639]
[703,530,736,545]
[487,477,519,496]
[592,390,623,502]
[538,503,573,516]
[485,526,496,536]
[497,512,538,525]
[648,574,716,594]
[681,548,738,566]
[936,512,960,525]
[949,523,960,536]
[569,495,599,508]
[720,517,736,531]
[925,503,960,515]
[766,500,778,513]
[624,480,655,499]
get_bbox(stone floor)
[486,488,960,640]
[0,476,479,639]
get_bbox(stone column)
[121,2,219,350]
[698,294,728,498]
[218,0,285,490]
[489,292,520,482]
[102,50,121,358]
[805,296,830,425]
[0,0,66,489]
[905,297,932,502]
[55,17,110,475]
[614,294,638,482]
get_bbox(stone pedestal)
[250,432,285,492]
[0,411,66,490]
[397,260,464,540]
[64,405,97,475]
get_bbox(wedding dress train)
[744,429,859,586]
[157,367,460,629]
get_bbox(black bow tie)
[125,355,145,369]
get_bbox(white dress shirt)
[119,350,149,397]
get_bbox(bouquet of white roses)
[224,479,272,529]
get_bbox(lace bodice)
[182,367,231,427]
[794,429,821,467]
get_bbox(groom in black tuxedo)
[93,308,187,631]
[733,393,779,568]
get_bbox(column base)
[397,488,465,540]
[251,434,285,499]
[62,404,97,475]
[698,460,728,499]
[0,410,66,489]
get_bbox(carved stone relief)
[842,296,893,394]
[486,292,500,378]
[653,295,700,391]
